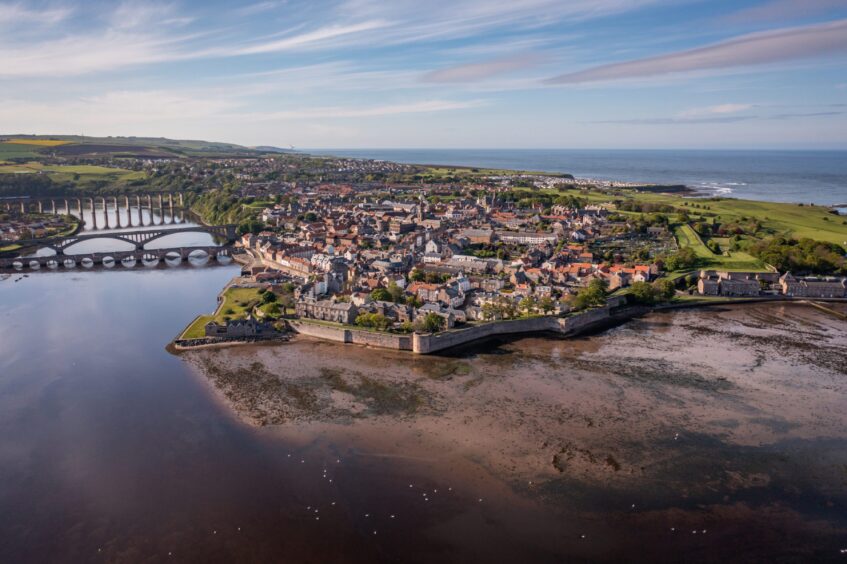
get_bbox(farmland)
[0,161,145,185]
[4,139,71,147]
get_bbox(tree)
[664,247,698,271]
[261,291,278,304]
[410,269,425,282]
[356,313,391,330]
[387,281,404,303]
[519,296,538,315]
[571,278,608,310]
[370,287,391,302]
[415,312,444,333]
[539,296,555,314]
[653,279,677,300]
[628,281,658,305]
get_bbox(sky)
[2,0,847,149]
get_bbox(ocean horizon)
[306,148,847,207]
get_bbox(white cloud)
[109,1,178,29]
[678,103,753,118]
[235,1,286,16]
[340,0,665,42]
[725,0,847,23]
[423,54,542,83]
[233,20,390,54]
[0,32,195,77]
[547,19,847,84]
[0,2,71,26]
[257,99,486,120]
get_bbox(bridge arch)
[61,237,137,256]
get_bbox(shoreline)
[171,295,846,354]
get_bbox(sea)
[306,149,847,208]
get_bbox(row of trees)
[748,237,846,275]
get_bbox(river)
[0,266,846,562]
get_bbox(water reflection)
[17,202,222,259]
[69,204,186,232]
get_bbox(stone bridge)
[1,246,232,270]
[29,225,237,254]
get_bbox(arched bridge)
[37,225,237,254]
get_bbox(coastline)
[305,148,847,206]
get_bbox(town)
[179,155,845,344]
[1,143,844,347]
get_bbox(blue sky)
[2,0,847,149]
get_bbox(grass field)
[0,161,146,185]
[671,224,765,271]
[528,186,847,245]
[179,287,266,339]
[0,142,43,160]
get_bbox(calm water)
[307,149,847,206]
[1,269,845,562]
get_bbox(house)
[204,317,277,338]
[496,231,559,245]
[697,271,761,296]
[296,298,359,324]
[780,273,847,298]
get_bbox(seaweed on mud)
[319,366,428,416]
[568,356,735,392]
[679,323,847,374]
[418,360,471,381]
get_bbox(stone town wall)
[290,320,411,350]
[557,306,613,335]
[290,320,350,343]
[293,305,623,355]
[350,330,412,350]
[412,315,564,354]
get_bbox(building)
[296,298,359,324]
[698,271,763,297]
[780,273,847,298]
[496,231,559,245]
[204,318,278,338]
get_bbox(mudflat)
[183,302,847,562]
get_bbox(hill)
[0,135,275,160]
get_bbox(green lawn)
[673,223,765,271]
[179,287,266,339]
